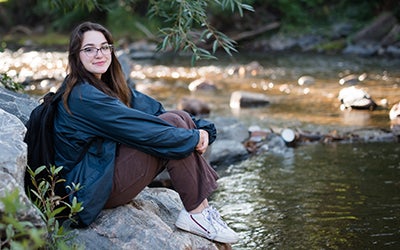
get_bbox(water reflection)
[139,52,400,133]
[340,109,372,126]
[211,142,400,249]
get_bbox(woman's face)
[79,30,112,79]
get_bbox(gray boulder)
[213,117,249,143]
[0,86,38,125]
[229,91,270,109]
[66,188,225,250]
[344,12,400,56]
[209,117,249,166]
[352,12,398,45]
[0,108,44,228]
[209,139,249,167]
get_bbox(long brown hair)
[63,21,131,113]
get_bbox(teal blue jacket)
[54,81,216,226]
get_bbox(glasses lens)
[83,47,96,57]
[101,45,112,55]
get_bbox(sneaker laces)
[207,206,229,229]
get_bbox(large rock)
[209,117,250,166]
[0,86,38,125]
[229,91,270,109]
[209,139,249,166]
[213,117,249,143]
[344,12,400,56]
[0,108,44,228]
[66,188,227,250]
[352,12,398,45]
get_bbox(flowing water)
[213,142,400,249]
[2,50,400,249]
[141,52,400,249]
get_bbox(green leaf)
[38,180,49,192]
[242,3,254,12]
[34,165,47,175]
[70,197,84,213]
[212,40,218,53]
[55,178,66,184]
[26,165,35,176]
[50,206,67,218]
[30,190,42,203]
[161,35,169,50]
[54,166,64,175]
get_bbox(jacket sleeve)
[191,116,217,145]
[131,88,217,144]
[66,83,199,159]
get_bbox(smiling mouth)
[93,61,106,66]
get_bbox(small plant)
[0,189,46,249]
[0,166,84,249]
[0,73,23,92]
[26,165,84,249]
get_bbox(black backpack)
[23,84,66,200]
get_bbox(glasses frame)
[80,44,114,57]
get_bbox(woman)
[54,21,238,244]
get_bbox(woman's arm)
[64,83,199,159]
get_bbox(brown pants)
[104,110,219,211]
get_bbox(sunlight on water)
[211,142,400,249]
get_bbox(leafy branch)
[46,0,253,63]
[149,0,253,63]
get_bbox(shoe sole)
[175,222,238,244]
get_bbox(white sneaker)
[175,206,239,244]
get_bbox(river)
[214,142,399,249]
[1,50,400,249]
[137,52,400,131]
[143,52,400,249]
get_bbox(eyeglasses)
[80,44,113,57]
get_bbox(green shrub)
[0,73,23,92]
[26,165,83,249]
[0,166,84,250]
[0,189,46,249]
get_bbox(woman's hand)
[196,129,209,154]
